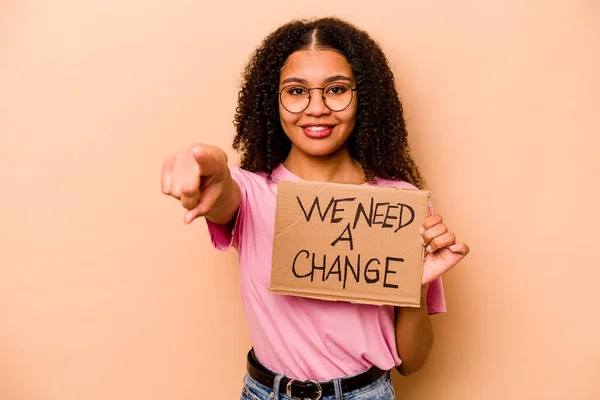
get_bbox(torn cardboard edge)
[268,286,423,308]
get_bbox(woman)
[161,17,469,400]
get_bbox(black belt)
[246,349,387,399]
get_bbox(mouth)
[301,124,335,139]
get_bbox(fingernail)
[419,227,425,234]
[450,245,458,252]
[426,245,433,253]
[420,239,426,246]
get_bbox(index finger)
[191,145,218,177]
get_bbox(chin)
[295,140,347,158]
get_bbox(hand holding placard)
[420,215,470,284]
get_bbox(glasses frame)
[278,82,358,114]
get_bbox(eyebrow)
[280,75,353,86]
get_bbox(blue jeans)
[241,371,396,400]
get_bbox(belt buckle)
[286,379,322,400]
[285,380,295,397]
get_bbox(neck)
[283,145,365,184]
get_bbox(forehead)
[280,49,354,83]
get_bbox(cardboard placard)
[270,180,430,307]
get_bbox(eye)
[285,86,308,96]
[326,85,349,95]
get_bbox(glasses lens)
[280,85,310,113]
[323,83,353,111]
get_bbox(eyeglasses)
[278,82,357,113]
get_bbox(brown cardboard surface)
[270,180,430,307]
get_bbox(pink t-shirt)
[206,164,446,381]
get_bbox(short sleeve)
[205,167,247,250]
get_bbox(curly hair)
[232,17,425,189]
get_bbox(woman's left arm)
[395,214,470,376]
[395,284,433,376]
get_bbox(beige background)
[1,0,599,399]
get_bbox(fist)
[161,144,229,224]
[420,215,470,284]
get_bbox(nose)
[304,88,330,116]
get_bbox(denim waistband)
[242,370,396,400]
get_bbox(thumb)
[191,145,218,177]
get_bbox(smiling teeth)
[306,126,328,131]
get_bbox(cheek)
[279,108,299,129]
[341,107,358,129]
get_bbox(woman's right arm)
[161,143,241,226]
